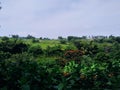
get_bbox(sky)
[0,0,120,38]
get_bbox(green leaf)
[58,83,64,90]
[107,81,112,85]
[0,87,7,90]
[21,84,30,90]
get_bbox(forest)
[0,35,120,90]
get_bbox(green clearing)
[24,39,75,50]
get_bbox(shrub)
[60,40,67,44]
[45,45,63,56]
[0,51,11,59]
[95,52,110,62]
[12,42,28,54]
[64,50,85,63]
[28,45,43,56]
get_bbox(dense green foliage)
[0,35,120,90]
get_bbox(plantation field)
[0,36,120,90]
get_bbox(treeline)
[0,35,120,56]
[2,34,120,41]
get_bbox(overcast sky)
[0,0,120,38]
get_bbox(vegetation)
[0,35,120,90]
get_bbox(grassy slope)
[24,39,75,50]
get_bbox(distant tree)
[12,35,19,39]
[58,36,63,40]
[67,36,82,41]
[26,34,35,39]
[67,36,74,41]
[81,36,87,39]
[43,37,50,40]
[39,37,42,40]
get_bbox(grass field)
[24,39,75,50]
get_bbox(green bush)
[60,40,67,44]
[28,45,44,56]
[45,45,63,57]
[12,42,28,54]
